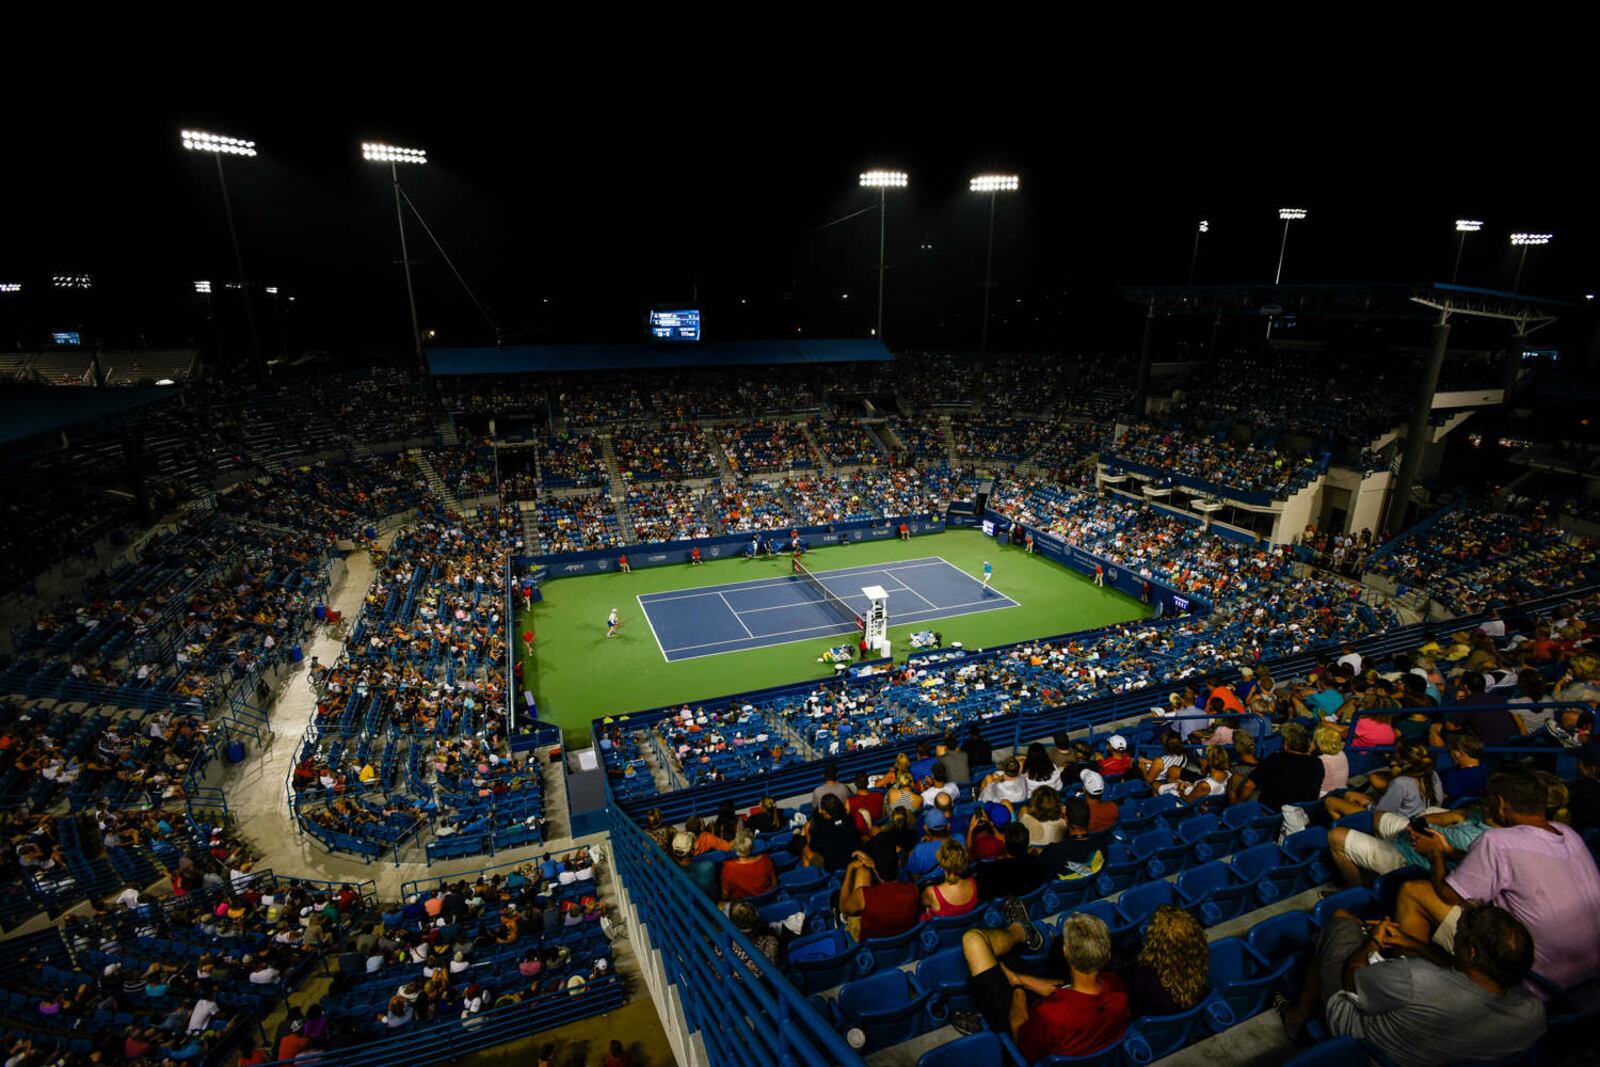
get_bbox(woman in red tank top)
[921,840,980,920]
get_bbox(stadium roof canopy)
[427,337,892,376]
[1119,281,1577,324]
[0,385,180,448]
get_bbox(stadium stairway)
[413,450,462,513]
[939,416,958,469]
[436,415,460,446]
[799,421,833,475]
[599,434,635,534]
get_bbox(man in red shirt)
[839,849,919,942]
[959,908,1129,1059]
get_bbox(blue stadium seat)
[1371,866,1428,914]
[1311,887,1382,929]
[1282,826,1332,885]
[1130,825,1191,879]
[1174,861,1256,927]
[1208,936,1295,1021]
[827,970,933,1053]
[921,910,984,953]
[1230,843,1313,904]
[857,923,926,975]
[784,928,860,994]
[916,947,979,1016]
[779,866,827,895]
[916,1031,1019,1067]
[1124,991,1234,1061]
[1093,842,1146,898]
[1223,801,1282,847]
[1113,880,1175,930]
[1038,878,1091,919]
[1246,911,1317,977]
[1030,1033,1132,1067]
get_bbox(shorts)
[1433,905,1463,951]
[1339,811,1449,875]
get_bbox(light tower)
[970,174,1020,353]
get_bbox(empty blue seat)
[1039,878,1091,919]
[1031,1032,1131,1066]
[1124,990,1233,1061]
[1208,936,1294,1020]
[1131,825,1191,878]
[857,922,926,974]
[1223,801,1281,847]
[916,947,979,1016]
[1283,826,1332,884]
[1231,843,1312,904]
[1114,880,1175,929]
[916,1031,1017,1067]
[1094,842,1146,898]
[921,910,983,953]
[1174,861,1255,926]
[1246,911,1317,974]
[829,970,932,1053]
[779,866,827,895]
[785,928,860,994]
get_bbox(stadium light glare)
[1455,219,1483,232]
[0,283,20,293]
[194,280,212,294]
[970,174,1020,192]
[180,129,258,157]
[1278,207,1307,220]
[1510,232,1552,245]
[52,273,92,289]
[858,169,907,188]
[362,141,427,165]
[264,286,279,295]
[1198,220,1210,233]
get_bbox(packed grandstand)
[1,348,1597,1067]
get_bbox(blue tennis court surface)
[636,556,1020,662]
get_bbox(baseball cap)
[671,832,696,857]
[1107,735,1128,751]
[1080,770,1106,795]
[923,808,949,831]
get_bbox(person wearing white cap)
[1079,770,1120,833]
[606,608,618,638]
[1098,736,1132,778]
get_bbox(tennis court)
[635,556,1019,662]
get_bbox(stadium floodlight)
[859,169,907,188]
[194,280,212,294]
[53,273,93,289]
[180,129,257,157]
[1190,221,1210,283]
[971,174,1021,352]
[264,286,278,295]
[0,283,21,293]
[970,174,1020,192]
[181,128,262,370]
[1509,232,1552,292]
[363,141,427,362]
[1451,219,1484,282]
[1273,207,1307,285]
[362,141,427,165]
[858,169,909,340]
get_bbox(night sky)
[4,80,1593,361]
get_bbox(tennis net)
[792,558,864,631]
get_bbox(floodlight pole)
[876,187,886,341]
[213,155,264,374]
[979,191,997,354]
[1512,246,1530,293]
[1452,231,1468,284]
[391,161,424,365]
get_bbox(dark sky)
[3,72,1594,361]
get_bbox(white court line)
[636,558,948,604]
[882,571,940,610]
[720,592,755,638]
[662,595,1021,657]
[933,553,1007,599]
[635,593,670,663]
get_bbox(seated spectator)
[922,841,980,919]
[1096,734,1133,778]
[958,909,1130,1060]
[1079,771,1120,835]
[976,823,1048,901]
[1280,904,1545,1065]
[1395,768,1600,992]
[1018,785,1066,846]
[802,794,860,873]
[1325,740,1442,821]
[1176,745,1231,805]
[1439,733,1490,802]
[905,808,953,882]
[979,757,1030,805]
[1315,724,1349,798]
[719,833,777,900]
[965,806,1009,862]
[671,831,719,898]
[1237,723,1323,810]
[1328,804,1492,888]
[1120,905,1210,1018]
[839,847,919,942]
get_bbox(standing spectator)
[810,764,852,809]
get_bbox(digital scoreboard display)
[649,308,701,341]
[52,331,81,346]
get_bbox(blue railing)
[606,795,865,1067]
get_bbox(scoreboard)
[649,308,701,341]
